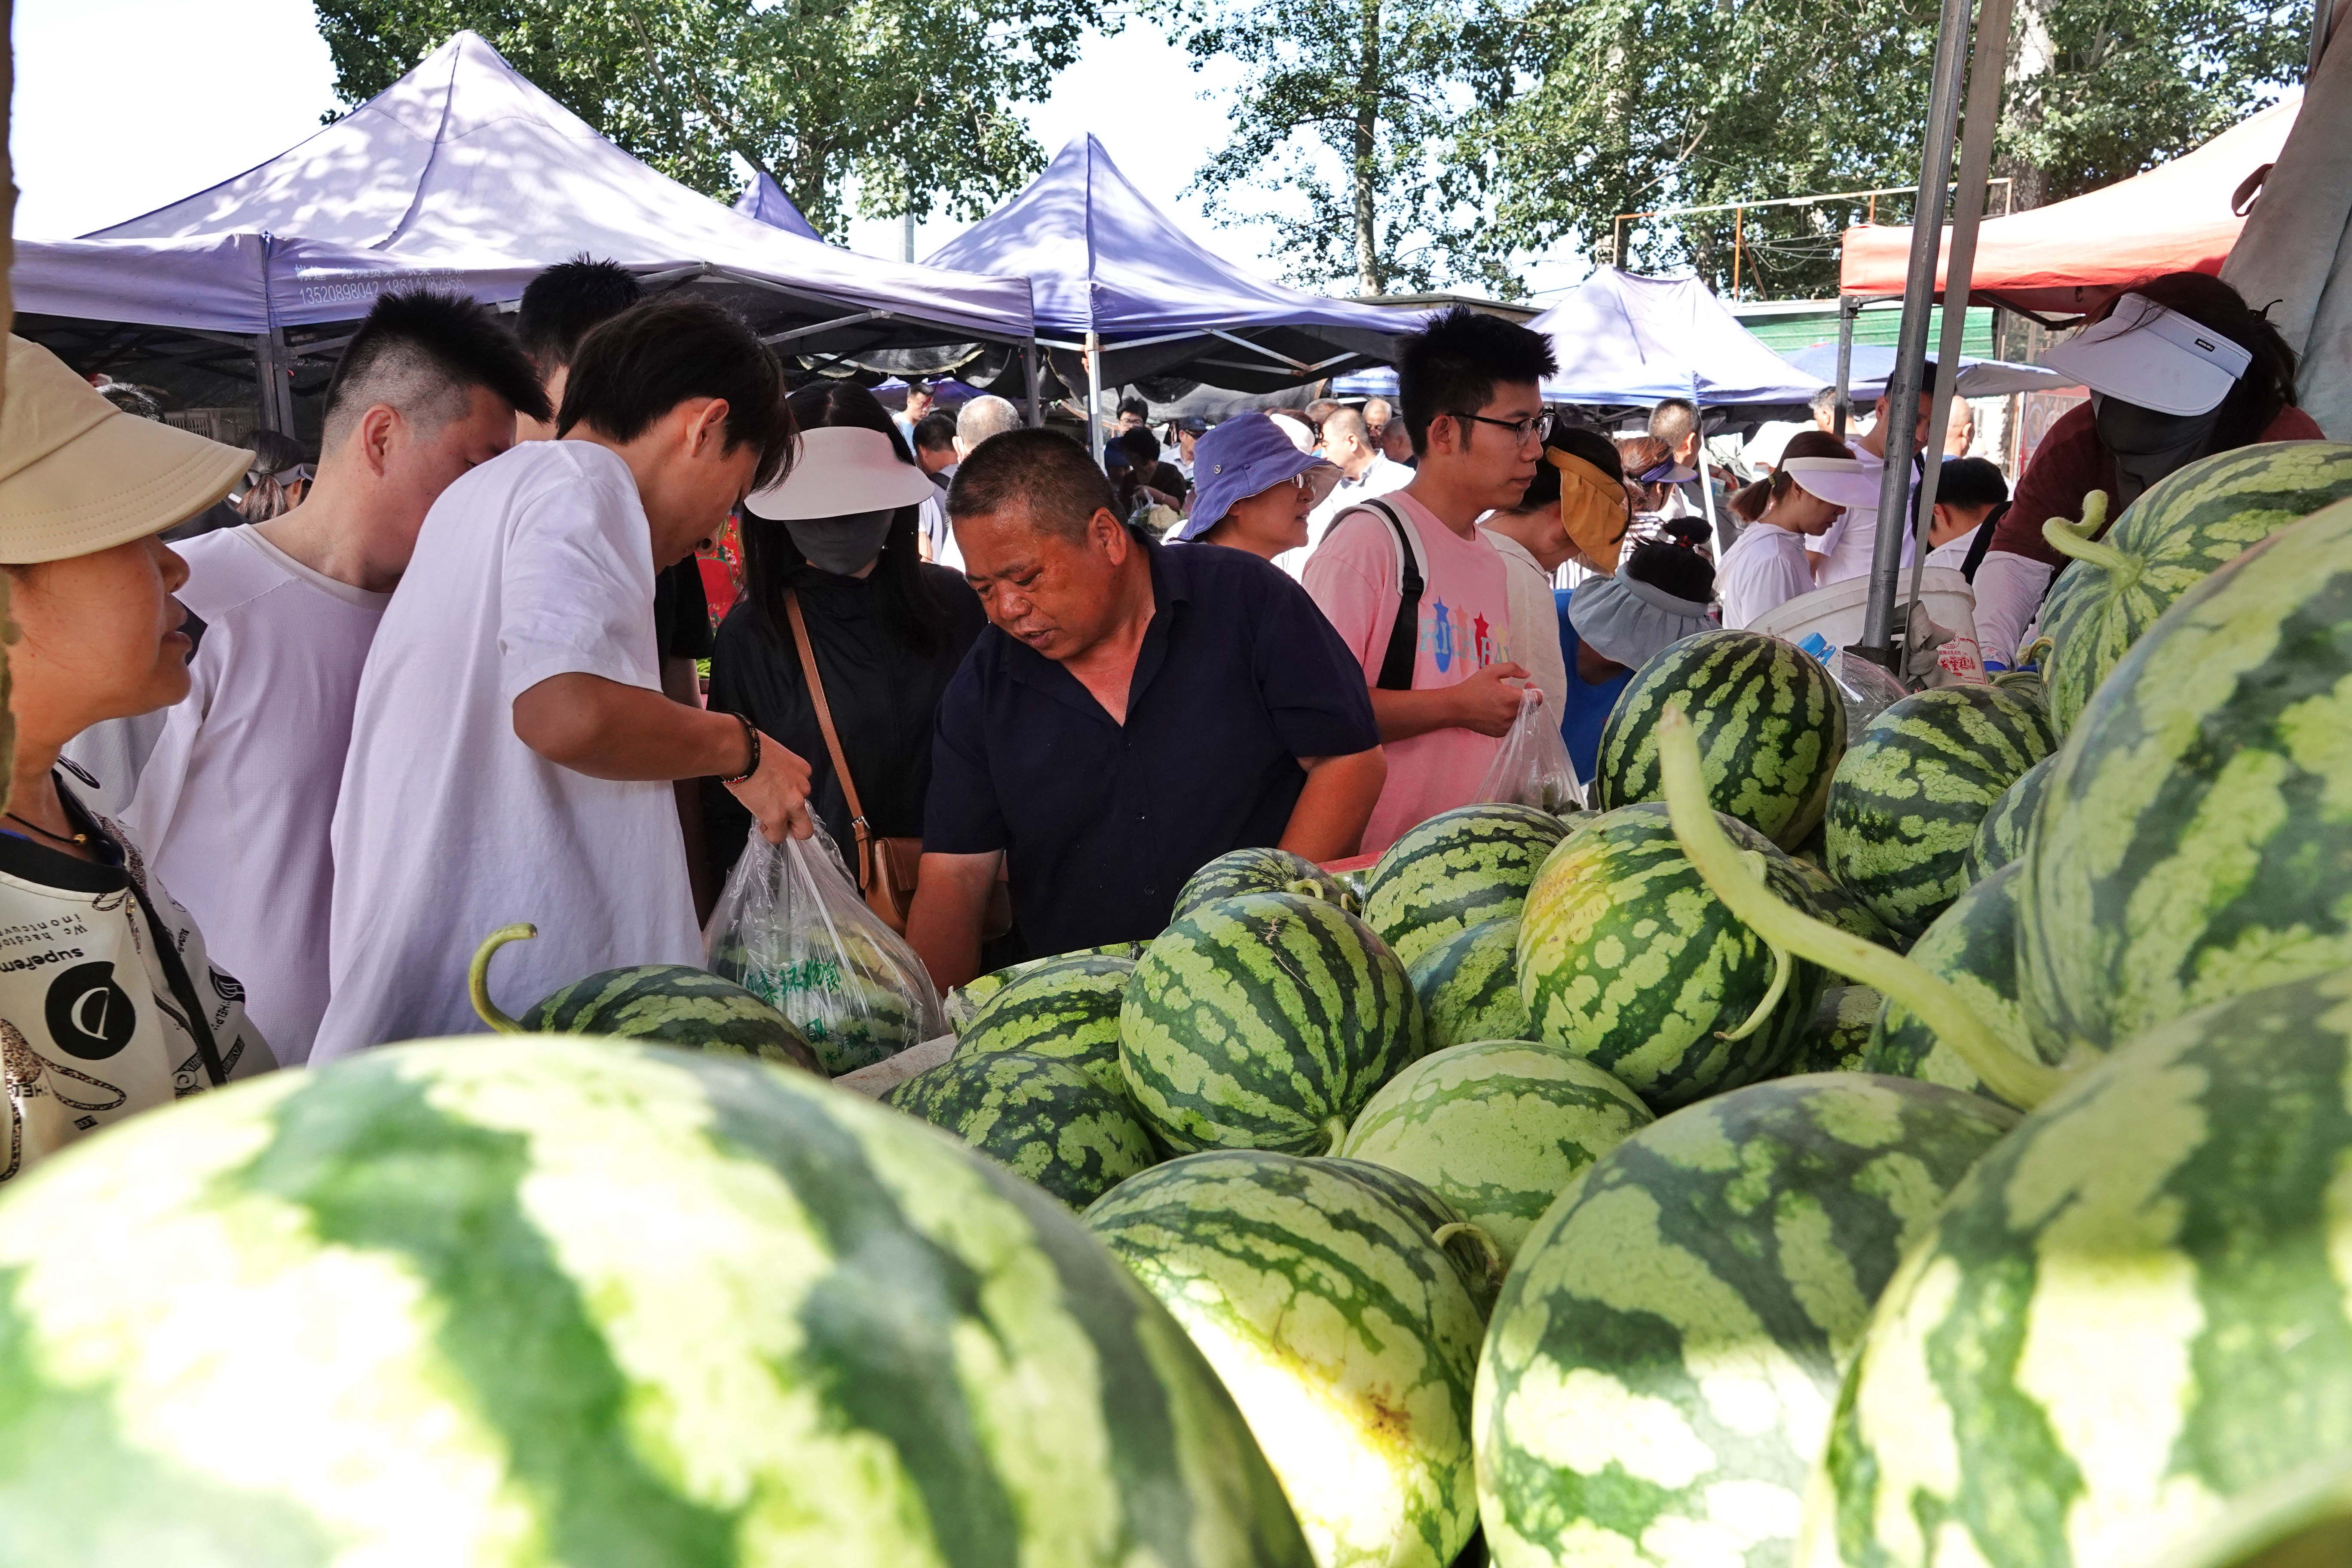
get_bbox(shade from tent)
[734,172,823,242]
[43,31,1031,353]
[923,134,1406,391]
[1840,92,2300,317]
[1781,343,2077,400]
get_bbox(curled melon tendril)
[2039,490,2135,584]
[1323,1115,1351,1155]
[1655,710,2063,1110]
[1716,852,1794,1043]
[467,923,539,1035]
[1430,1220,1507,1293]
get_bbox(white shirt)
[1281,455,1415,578]
[1479,529,1570,720]
[1923,532,1976,573]
[1718,524,1822,631]
[64,527,387,1065]
[1810,446,1917,586]
[312,443,703,1062]
[921,493,963,573]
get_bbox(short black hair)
[557,299,792,490]
[322,289,548,449]
[1115,427,1162,465]
[517,257,646,371]
[1648,398,1699,446]
[947,427,1118,541]
[911,411,960,455]
[1116,396,1150,420]
[1938,455,2009,509]
[1396,307,1558,456]
[1623,536,1715,603]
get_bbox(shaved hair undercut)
[947,428,1118,542]
[321,289,548,452]
[1648,398,1699,448]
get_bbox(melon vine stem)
[2040,491,2132,581]
[1655,711,2062,1110]
[1430,1221,1507,1294]
[1718,851,1792,1043]
[468,924,538,1034]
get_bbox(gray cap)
[1570,571,1716,670]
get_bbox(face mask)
[784,510,896,576]
[2093,393,2224,510]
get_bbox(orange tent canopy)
[1839,92,2300,316]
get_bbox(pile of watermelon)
[7,446,2352,1565]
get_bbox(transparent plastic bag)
[705,821,947,1078]
[1826,647,1913,732]
[1475,689,1587,815]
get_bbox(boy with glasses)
[1303,308,1557,852]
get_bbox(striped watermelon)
[1174,846,1351,923]
[1121,891,1422,1155]
[2040,441,2352,732]
[1362,804,1574,968]
[1596,628,1847,849]
[1409,917,1531,1051]
[884,1050,1157,1208]
[1085,1149,1485,1568]
[709,922,929,1076]
[946,941,1148,1030]
[1803,969,2352,1568]
[1518,803,1830,1110]
[1823,685,2056,940]
[1861,859,2048,1105]
[955,952,1135,1096]
[0,1037,1314,1565]
[1478,1073,2019,1568]
[1961,750,2057,884]
[1338,1039,1653,1267]
[1781,852,1903,951]
[2154,1459,2352,1568]
[1790,984,1883,1074]
[1320,1155,1508,1319]
[2021,498,2352,1059]
[468,924,824,1075]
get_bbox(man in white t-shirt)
[312,299,814,1061]
[1809,365,1939,587]
[64,292,548,1065]
[1289,406,1414,571]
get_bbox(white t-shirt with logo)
[66,526,387,1066]
[313,442,704,1062]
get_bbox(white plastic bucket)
[1753,567,1988,684]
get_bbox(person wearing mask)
[1172,413,1341,563]
[1553,538,1717,779]
[705,384,988,919]
[1923,456,2009,575]
[0,338,276,1180]
[906,431,1385,985]
[316,300,811,1060]
[1304,307,1550,852]
[62,292,545,1066]
[1477,422,1634,717]
[1807,361,1941,588]
[1718,430,1877,629]
[1973,273,2320,666]
[1302,406,1415,552]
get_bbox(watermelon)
[884,1050,1157,1208]
[946,941,1148,1030]
[1338,1039,1653,1267]
[2039,441,2352,732]
[1121,891,1422,1155]
[1803,968,2352,1568]
[1477,1073,2019,1568]
[710,922,929,1076]
[1861,858,2048,1105]
[2020,498,2352,1059]
[1789,984,1882,1074]
[1517,803,1830,1110]
[1362,804,1574,968]
[1822,684,2056,940]
[1781,852,1903,951]
[1961,750,2057,884]
[1174,846,1351,923]
[1409,917,1531,1052]
[0,1037,1314,1565]
[2154,1458,2352,1568]
[1320,1155,1508,1320]
[954,952,1135,1096]
[1086,1149,1485,1568]
[468,923,822,1075]
[1596,628,1847,849]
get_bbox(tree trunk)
[1354,0,1383,294]
[1997,0,2054,210]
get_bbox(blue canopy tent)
[733,172,823,242]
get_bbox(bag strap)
[1359,497,1424,692]
[783,591,873,854]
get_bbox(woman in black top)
[703,383,988,885]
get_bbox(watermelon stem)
[1718,859,1792,1043]
[1430,1221,1507,1293]
[1655,711,2064,1110]
[2040,492,2135,584]
[468,924,539,1035]
[1323,1115,1351,1154]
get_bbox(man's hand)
[724,728,815,844]
[1447,661,1532,737]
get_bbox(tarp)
[923,134,1406,389]
[1841,92,2301,316]
[25,31,1031,348]
[734,172,823,242]
[1782,343,2077,400]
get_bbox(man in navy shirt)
[906,429,1387,989]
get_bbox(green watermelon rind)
[1962,750,2058,885]
[1361,804,1572,971]
[884,1049,1158,1210]
[1860,858,2051,1107]
[1171,847,1351,925]
[521,962,824,1075]
[1406,917,1531,1053]
[954,954,1136,1097]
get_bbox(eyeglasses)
[1452,410,1551,446]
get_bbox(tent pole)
[1857,0,1976,663]
[1901,0,2014,668]
[252,328,295,437]
[1833,296,1860,438]
[1086,330,1104,467]
[1024,338,1043,427]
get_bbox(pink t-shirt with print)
[1304,490,1516,853]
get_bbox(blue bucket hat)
[1173,412,1340,542]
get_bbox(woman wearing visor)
[1972,273,2316,666]
[1172,412,1342,565]
[1718,430,1880,629]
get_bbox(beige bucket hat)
[0,336,251,564]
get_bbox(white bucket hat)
[2043,293,2252,417]
[744,426,937,519]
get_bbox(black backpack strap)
[1359,498,1424,691]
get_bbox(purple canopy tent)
[733,172,824,243]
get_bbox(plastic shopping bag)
[706,822,948,1077]
[1475,688,1586,815]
